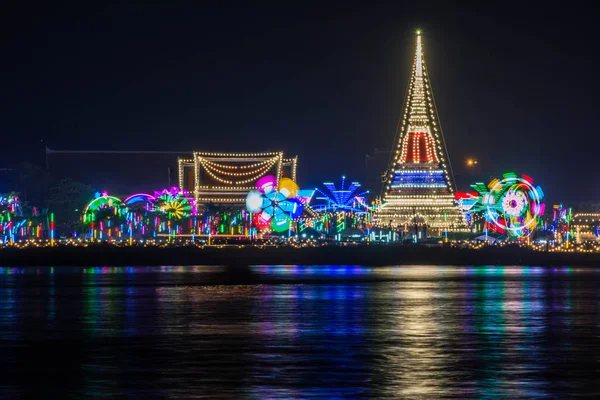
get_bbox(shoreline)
[0,244,598,267]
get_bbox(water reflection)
[0,265,599,398]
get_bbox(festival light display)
[549,204,573,243]
[81,188,256,240]
[82,193,128,239]
[1,194,53,243]
[376,31,468,235]
[178,152,298,206]
[570,212,600,243]
[454,192,480,228]
[467,172,545,238]
[83,193,127,224]
[124,193,155,210]
[313,176,370,213]
[246,175,304,232]
[301,176,374,239]
[153,188,194,220]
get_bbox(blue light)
[314,177,370,213]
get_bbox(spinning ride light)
[245,175,304,232]
[153,188,194,220]
[468,172,545,237]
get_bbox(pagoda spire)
[415,30,423,77]
[375,31,467,237]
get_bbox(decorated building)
[178,152,297,208]
[376,31,467,236]
[571,212,600,242]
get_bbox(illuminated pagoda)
[376,31,467,236]
[178,152,298,208]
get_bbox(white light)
[245,190,263,213]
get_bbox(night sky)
[1,3,599,203]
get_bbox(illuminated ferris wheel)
[469,172,545,237]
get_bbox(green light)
[416,29,421,35]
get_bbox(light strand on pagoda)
[416,32,423,77]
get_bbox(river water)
[0,265,599,398]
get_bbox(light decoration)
[80,188,262,240]
[375,31,467,235]
[300,177,375,239]
[313,176,371,213]
[83,194,127,224]
[0,194,50,243]
[549,204,573,244]
[49,213,55,245]
[195,153,282,186]
[245,175,304,232]
[124,193,155,211]
[82,193,128,240]
[153,188,194,220]
[466,172,545,238]
[184,151,298,207]
[0,194,21,215]
[296,189,316,205]
[570,212,600,243]
[454,192,480,228]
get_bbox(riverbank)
[0,243,597,267]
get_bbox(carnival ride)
[460,172,545,238]
[246,176,304,233]
[312,176,370,213]
[153,188,194,220]
[297,177,374,240]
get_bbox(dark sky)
[1,3,599,203]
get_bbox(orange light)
[466,159,478,167]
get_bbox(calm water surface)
[0,265,599,399]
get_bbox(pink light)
[256,175,277,194]
[538,203,546,216]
